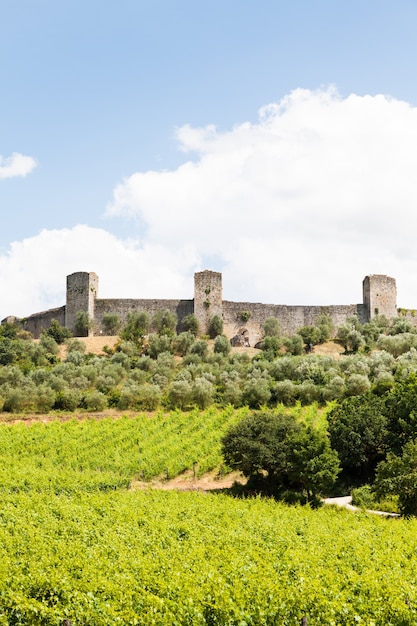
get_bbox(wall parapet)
[3,270,399,342]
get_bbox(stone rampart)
[94,298,194,334]
[22,306,66,338]
[223,301,367,347]
[3,270,400,341]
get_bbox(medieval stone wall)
[222,301,367,347]
[4,270,401,340]
[94,298,194,334]
[22,306,66,338]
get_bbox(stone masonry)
[7,271,401,344]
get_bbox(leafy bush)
[181,314,200,336]
[152,310,177,336]
[208,315,223,339]
[45,319,72,344]
[213,334,231,356]
[262,317,281,337]
[120,311,150,343]
[101,313,121,335]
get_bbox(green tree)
[101,313,121,335]
[327,393,387,483]
[222,411,339,499]
[46,319,72,344]
[208,315,223,339]
[374,440,417,516]
[120,311,150,343]
[284,334,304,356]
[152,310,177,336]
[213,334,231,356]
[181,314,200,336]
[74,310,93,337]
[262,317,280,337]
[192,377,215,409]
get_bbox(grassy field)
[0,406,415,625]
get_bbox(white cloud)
[0,152,37,179]
[3,87,417,320]
[0,225,199,320]
[106,87,417,308]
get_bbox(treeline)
[1,311,417,414]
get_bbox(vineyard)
[1,408,417,625]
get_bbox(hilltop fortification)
[6,271,401,345]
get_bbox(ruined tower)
[65,271,98,336]
[362,274,397,321]
[194,270,223,334]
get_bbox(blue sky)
[2,1,417,319]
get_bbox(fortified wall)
[9,271,399,345]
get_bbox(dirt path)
[130,470,246,492]
[323,495,399,517]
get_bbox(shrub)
[101,313,121,335]
[167,380,192,410]
[242,377,271,408]
[152,310,177,336]
[74,310,93,337]
[190,339,209,358]
[173,331,195,356]
[120,311,150,343]
[262,317,280,337]
[54,389,82,411]
[213,335,231,356]
[192,377,215,409]
[181,314,200,336]
[83,391,108,412]
[208,315,223,339]
[46,319,72,344]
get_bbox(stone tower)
[194,270,223,334]
[363,274,397,321]
[65,271,98,336]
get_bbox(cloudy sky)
[2,0,417,319]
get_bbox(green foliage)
[213,334,231,356]
[147,333,173,359]
[120,310,150,343]
[152,309,177,336]
[259,334,283,358]
[189,338,209,358]
[101,312,121,335]
[74,310,93,337]
[337,319,365,353]
[181,313,200,336]
[173,331,195,356]
[238,310,251,322]
[0,320,20,339]
[327,393,387,483]
[377,332,417,357]
[375,440,417,516]
[208,314,223,339]
[284,334,304,355]
[262,317,280,337]
[222,410,339,498]
[192,377,215,409]
[296,314,334,347]
[242,376,271,408]
[45,318,72,344]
